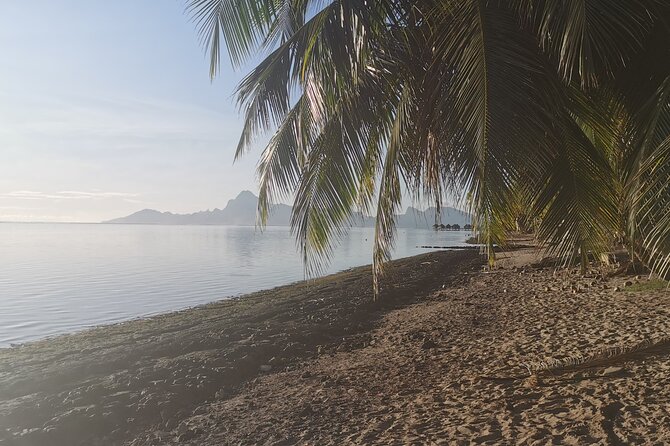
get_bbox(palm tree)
[185,0,670,292]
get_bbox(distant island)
[103,191,471,228]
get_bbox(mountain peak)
[103,191,470,227]
[235,190,257,201]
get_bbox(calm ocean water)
[0,223,469,347]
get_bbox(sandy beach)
[1,242,669,445]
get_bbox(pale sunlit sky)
[0,1,262,222]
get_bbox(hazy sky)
[0,1,263,222]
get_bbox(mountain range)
[103,191,471,228]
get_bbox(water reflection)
[0,224,468,347]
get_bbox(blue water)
[0,223,469,347]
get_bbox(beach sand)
[1,241,669,445]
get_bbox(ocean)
[0,223,469,347]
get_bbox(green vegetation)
[185,1,670,292]
[624,280,669,293]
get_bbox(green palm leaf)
[184,0,670,292]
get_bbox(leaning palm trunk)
[185,0,670,292]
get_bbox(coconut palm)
[185,0,670,292]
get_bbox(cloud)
[0,91,237,150]
[57,190,139,198]
[0,213,76,222]
[0,205,38,210]
[2,190,139,200]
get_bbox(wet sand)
[1,243,669,445]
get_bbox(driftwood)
[481,336,670,382]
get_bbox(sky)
[0,1,263,222]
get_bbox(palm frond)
[513,0,658,87]
[532,115,619,271]
[629,76,670,278]
[185,0,272,74]
[256,94,312,226]
[373,85,412,294]
[184,0,670,294]
[431,0,560,263]
[233,3,339,159]
[634,136,670,277]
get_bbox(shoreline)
[1,245,669,445]
[0,249,481,445]
[0,224,470,350]
[1,245,470,350]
